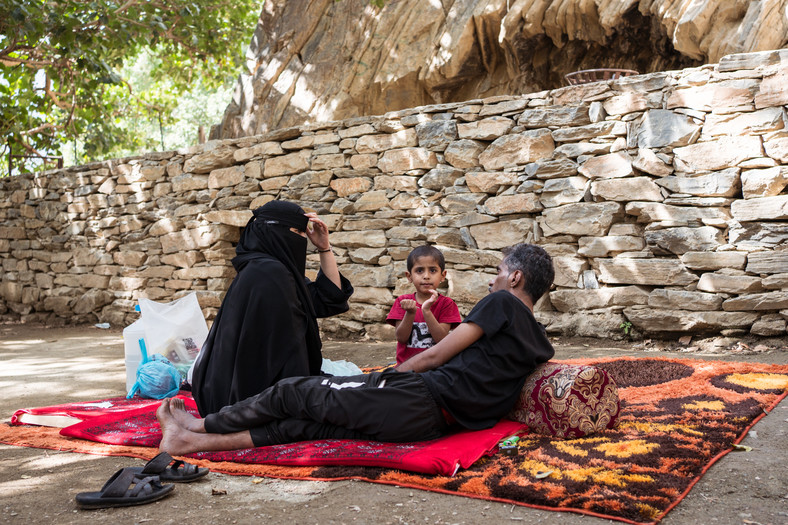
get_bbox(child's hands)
[422,289,438,314]
[400,299,418,314]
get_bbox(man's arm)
[395,322,483,373]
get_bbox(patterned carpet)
[2,357,787,525]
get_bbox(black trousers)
[203,370,448,447]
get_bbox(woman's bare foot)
[169,397,204,432]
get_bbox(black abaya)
[191,202,353,417]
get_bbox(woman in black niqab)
[191,201,353,417]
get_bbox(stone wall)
[1,49,787,340]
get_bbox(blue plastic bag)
[127,339,181,399]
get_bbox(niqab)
[232,201,322,344]
[233,201,309,274]
[232,201,319,350]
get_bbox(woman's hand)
[304,212,341,288]
[305,212,330,251]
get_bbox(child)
[386,245,462,364]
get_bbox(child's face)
[406,256,447,295]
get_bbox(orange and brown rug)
[2,357,787,525]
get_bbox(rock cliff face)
[213,0,788,139]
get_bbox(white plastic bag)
[138,293,208,380]
[321,358,363,376]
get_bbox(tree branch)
[43,72,75,110]
[0,57,59,68]
[114,15,150,31]
[22,122,60,136]
[113,0,139,15]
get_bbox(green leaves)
[620,321,633,336]
[0,0,259,173]
[1,0,389,174]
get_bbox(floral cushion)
[508,363,620,439]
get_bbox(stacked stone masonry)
[1,49,787,340]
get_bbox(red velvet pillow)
[508,363,620,439]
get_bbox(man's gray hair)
[502,244,554,301]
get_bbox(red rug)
[56,395,521,476]
[2,357,787,524]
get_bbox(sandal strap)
[168,459,198,476]
[101,468,161,499]
[128,475,161,498]
[98,468,131,498]
[141,451,175,475]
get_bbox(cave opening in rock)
[508,6,704,92]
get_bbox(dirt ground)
[1,323,787,525]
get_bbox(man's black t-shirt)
[419,290,555,430]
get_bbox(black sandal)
[75,468,174,509]
[129,451,209,482]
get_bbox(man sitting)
[157,243,555,455]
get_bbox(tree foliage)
[60,49,234,164]
[0,0,259,174]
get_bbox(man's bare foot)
[169,397,204,433]
[157,399,202,456]
[157,399,255,455]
